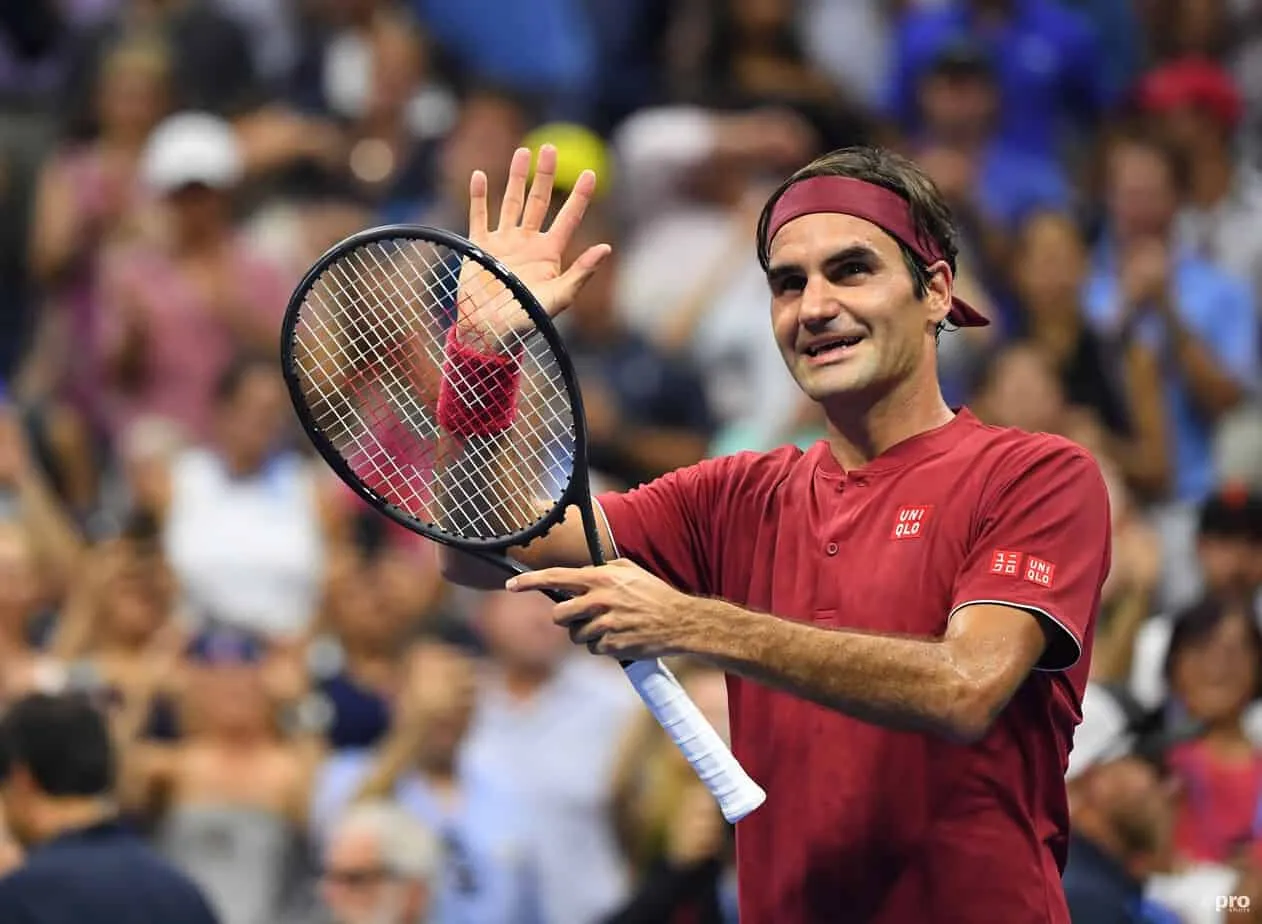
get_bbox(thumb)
[551,243,611,313]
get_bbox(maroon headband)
[766,176,989,328]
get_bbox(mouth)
[801,334,865,364]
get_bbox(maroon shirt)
[597,409,1111,924]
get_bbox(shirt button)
[826,542,839,555]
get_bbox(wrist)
[684,598,758,663]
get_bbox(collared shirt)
[0,818,219,924]
[460,656,640,924]
[1084,243,1260,503]
[598,409,1111,923]
[311,750,538,924]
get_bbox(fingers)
[521,145,557,232]
[497,147,532,232]
[505,565,602,595]
[547,169,598,250]
[551,243,612,312]
[468,170,489,242]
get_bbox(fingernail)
[505,577,518,591]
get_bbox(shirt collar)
[813,407,982,481]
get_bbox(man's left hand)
[506,559,713,660]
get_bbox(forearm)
[1112,342,1171,498]
[689,600,989,743]
[1166,314,1244,417]
[1089,589,1152,683]
[352,728,418,802]
[15,471,84,594]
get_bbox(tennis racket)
[279,222,766,824]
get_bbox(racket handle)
[621,659,766,824]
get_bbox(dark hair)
[0,692,116,796]
[213,352,277,407]
[755,146,960,300]
[1163,596,1262,698]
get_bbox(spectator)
[127,625,313,924]
[318,800,441,924]
[913,41,1071,240]
[1011,210,1171,499]
[158,355,332,641]
[313,640,539,924]
[613,105,815,440]
[23,31,171,440]
[1086,127,1259,507]
[886,0,1111,163]
[461,591,639,924]
[1163,598,1262,868]
[1130,488,1262,733]
[1062,692,1179,923]
[557,200,715,488]
[0,691,220,924]
[97,112,290,445]
[604,662,737,924]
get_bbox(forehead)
[767,212,903,266]
[327,827,381,865]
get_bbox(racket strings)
[291,236,577,541]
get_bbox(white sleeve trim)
[594,498,620,560]
[948,599,1083,672]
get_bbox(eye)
[770,273,806,296]
[830,260,870,282]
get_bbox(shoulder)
[958,422,1107,506]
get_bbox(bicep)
[946,602,1051,693]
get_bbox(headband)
[765,176,989,328]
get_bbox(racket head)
[279,223,594,553]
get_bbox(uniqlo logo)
[990,550,1022,575]
[1024,556,1057,588]
[890,505,933,540]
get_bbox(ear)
[923,259,954,328]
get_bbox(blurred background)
[0,0,1259,922]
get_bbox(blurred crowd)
[0,0,1259,923]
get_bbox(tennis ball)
[522,123,612,197]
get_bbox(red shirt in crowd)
[597,409,1111,923]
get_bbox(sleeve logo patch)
[989,550,1022,575]
[1024,556,1056,588]
[891,505,933,539]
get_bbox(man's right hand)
[458,144,611,337]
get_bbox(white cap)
[141,111,243,194]
[1066,682,1135,781]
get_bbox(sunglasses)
[320,866,393,888]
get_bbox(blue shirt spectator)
[311,749,540,924]
[975,142,1071,231]
[411,0,596,121]
[886,0,1110,162]
[1085,242,1259,503]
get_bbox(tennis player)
[446,144,1112,923]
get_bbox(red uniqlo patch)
[989,550,1023,575]
[1024,556,1057,588]
[890,505,933,540]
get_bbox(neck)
[1202,721,1251,756]
[1189,149,1234,209]
[418,754,458,787]
[501,664,553,702]
[29,798,115,844]
[1029,308,1081,354]
[821,368,954,471]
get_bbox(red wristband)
[436,326,521,438]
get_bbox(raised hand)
[459,145,610,330]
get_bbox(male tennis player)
[445,144,1111,923]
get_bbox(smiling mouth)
[803,335,864,360]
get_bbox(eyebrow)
[766,244,880,285]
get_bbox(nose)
[799,272,842,329]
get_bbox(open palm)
[462,144,610,324]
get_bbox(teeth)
[806,337,859,356]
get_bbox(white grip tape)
[622,659,766,823]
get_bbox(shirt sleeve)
[596,455,743,597]
[950,440,1112,671]
[1209,276,1260,392]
